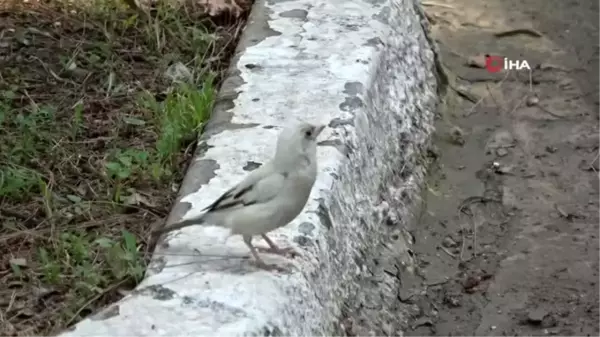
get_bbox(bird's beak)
[315,124,326,137]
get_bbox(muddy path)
[402,0,599,336]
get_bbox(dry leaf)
[9,257,28,267]
[123,190,157,208]
[196,0,245,17]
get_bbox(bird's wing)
[203,165,286,213]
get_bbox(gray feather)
[152,164,286,236]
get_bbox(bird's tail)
[151,216,205,236]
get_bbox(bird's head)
[274,122,326,168]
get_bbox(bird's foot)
[257,246,299,258]
[259,234,299,258]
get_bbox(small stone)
[496,164,514,174]
[411,317,433,330]
[496,148,508,157]
[242,161,262,171]
[527,308,548,324]
[526,95,540,106]
[466,54,487,68]
[441,236,458,248]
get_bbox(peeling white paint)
[60,0,438,336]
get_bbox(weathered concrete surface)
[60,0,438,335]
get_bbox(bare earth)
[403,0,599,336]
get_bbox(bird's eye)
[305,129,313,137]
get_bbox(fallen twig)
[537,104,571,119]
[494,28,543,38]
[421,1,455,9]
[459,226,467,261]
[508,94,528,116]
[458,196,500,215]
[589,153,599,174]
[451,85,479,104]
[439,245,457,259]
[426,278,450,287]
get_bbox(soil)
[403,0,599,336]
[0,0,248,335]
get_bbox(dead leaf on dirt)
[66,194,83,203]
[165,61,193,83]
[123,190,157,208]
[196,0,245,17]
[9,257,28,267]
[32,286,58,298]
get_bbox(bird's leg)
[242,235,287,272]
[257,234,298,258]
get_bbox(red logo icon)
[485,55,504,73]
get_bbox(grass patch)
[0,0,248,334]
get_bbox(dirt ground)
[403,0,599,336]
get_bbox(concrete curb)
[60,0,438,335]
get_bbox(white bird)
[152,122,326,270]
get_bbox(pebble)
[527,308,548,324]
[526,95,540,106]
[442,236,458,248]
